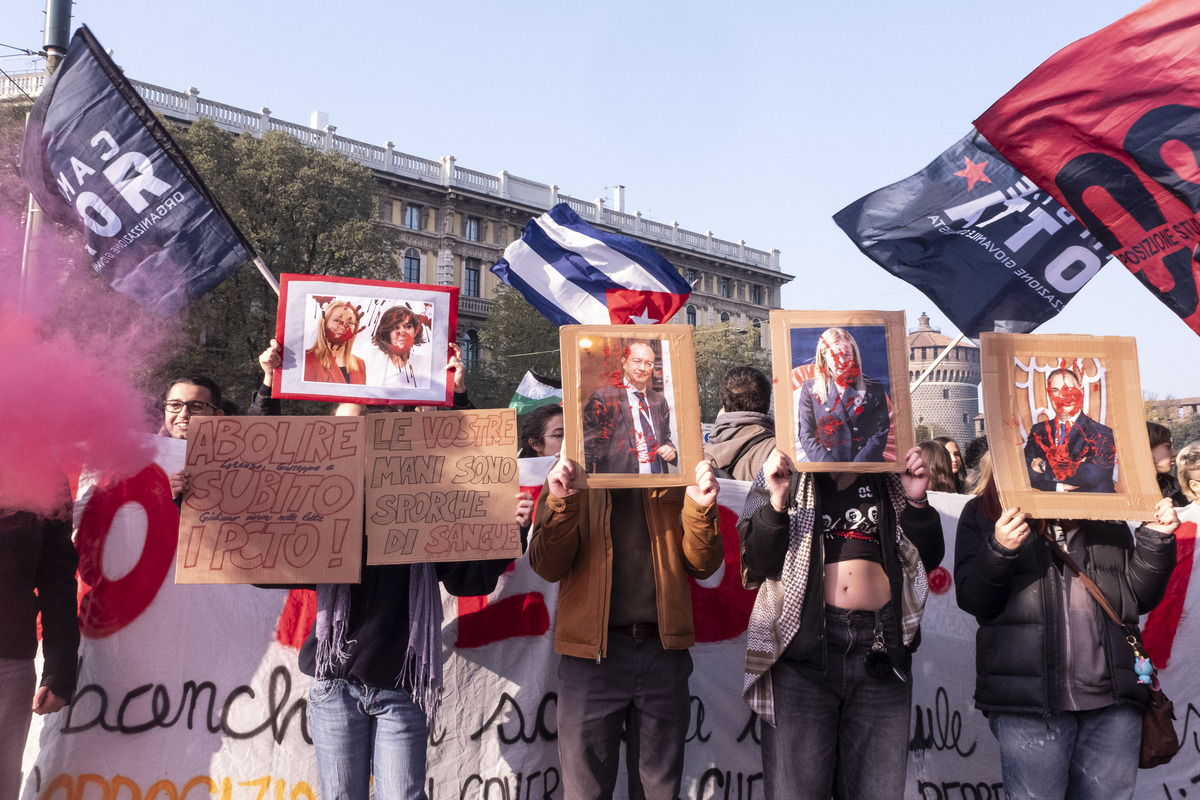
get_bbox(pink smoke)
[0,213,173,515]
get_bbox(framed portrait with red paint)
[980,333,1159,521]
[769,310,913,473]
[560,325,703,489]
[273,274,458,407]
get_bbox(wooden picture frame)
[980,333,1160,521]
[274,274,458,407]
[561,325,703,489]
[769,310,912,473]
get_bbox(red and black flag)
[20,26,253,315]
[975,0,1200,335]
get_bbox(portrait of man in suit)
[1024,366,1116,493]
[583,340,678,474]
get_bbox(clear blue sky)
[8,0,1197,399]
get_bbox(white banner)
[21,444,1200,799]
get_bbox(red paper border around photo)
[272,274,459,407]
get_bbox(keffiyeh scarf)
[738,471,928,726]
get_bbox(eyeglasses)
[164,400,221,414]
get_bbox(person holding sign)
[529,457,721,799]
[796,328,890,463]
[738,446,943,800]
[160,375,226,502]
[304,299,367,384]
[955,454,1177,800]
[582,340,677,474]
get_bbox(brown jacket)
[529,486,722,660]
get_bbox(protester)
[305,300,367,384]
[920,440,957,494]
[367,305,431,389]
[1177,442,1200,507]
[1148,422,1186,505]
[704,366,776,481]
[238,343,531,799]
[529,457,722,799]
[738,446,943,799]
[0,490,79,799]
[932,435,966,493]
[583,340,677,474]
[518,405,565,458]
[300,402,531,800]
[962,435,990,493]
[797,328,890,463]
[955,453,1177,800]
[160,375,226,501]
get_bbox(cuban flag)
[491,203,690,326]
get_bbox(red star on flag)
[954,156,992,191]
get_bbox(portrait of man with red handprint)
[1023,362,1116,493]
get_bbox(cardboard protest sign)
[980,333,1160,521]
[364,409,523,564]
[176,416,364,584]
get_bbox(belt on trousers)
[609,622,659,640]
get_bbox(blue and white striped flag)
[491,203,691,326]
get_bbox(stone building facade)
[2,74,795,360]
[907,313,980,446]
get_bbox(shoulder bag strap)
[1040,527,1145,659]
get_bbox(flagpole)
[253,256,280,295]
[19,191,41,311]
[909,333,966,393]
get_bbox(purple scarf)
[314,561,444,726]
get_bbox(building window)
[963,413,969,425]
[464,329,480,363]
[942,389,949,399]
[752,285,764,305]
[686,269,699,288]
[463,217,481,242]
[751,318,762,347]
[403,248,421,283]
[404,205,422,230]
[686,305,697,326]
[720,311,731,323]
[719,278,730,298]
[464,258,481,297]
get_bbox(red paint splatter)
[927,566,952,595]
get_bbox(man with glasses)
[583,340,677,474]
[161,376,225,501]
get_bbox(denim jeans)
[988,705,1142,800]
[307,678,429,800]
[556,631,694,800]
[761,604,912,800]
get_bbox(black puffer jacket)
[954,497,1176,714]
